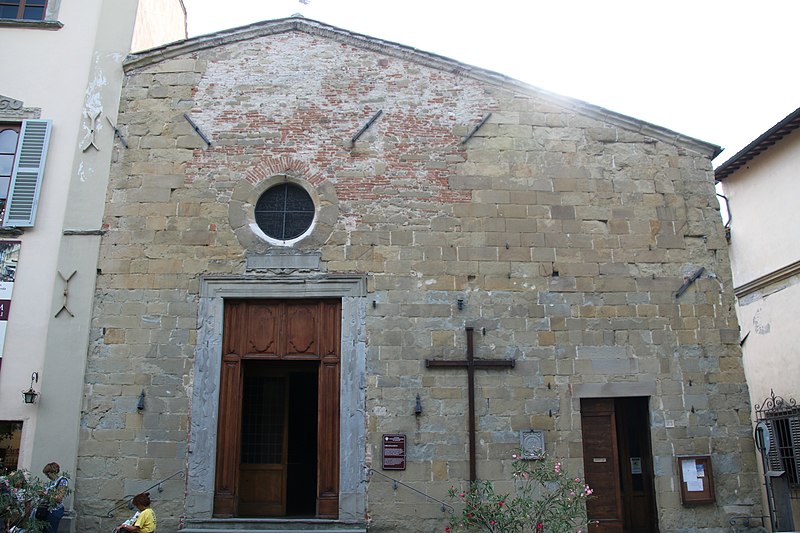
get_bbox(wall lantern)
[414,394,423,416]
[22,372,39,404]
[137,390,146,411]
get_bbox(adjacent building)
[716,106,800,530]
[0,1,185,530]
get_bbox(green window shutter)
[3,119,52,227]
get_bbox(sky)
[181,0,799,167]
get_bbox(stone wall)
[77,21,760,532]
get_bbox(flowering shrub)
[0,469,70,533]
[447,452,592,532]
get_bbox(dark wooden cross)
[425,326,515,482]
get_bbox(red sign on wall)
[382,434,406,470]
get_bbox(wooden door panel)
[582,399,623,532]
[247,302,280,356]
[628,493,649,532]
[239,464,286,516]
[223,302,249,357]
[214,355,242,516]
[317,360,340,518]
[319,301,341,359]
[285,302,318,357]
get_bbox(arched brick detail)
[245,157,325,186]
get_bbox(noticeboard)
[677,455,715,505]
[382,434,406,470]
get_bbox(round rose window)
[254,183,315,241]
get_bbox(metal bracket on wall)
[105,115,128,148]
[674,266,705,298]
[461,112,492,144]
[350,109,383,147]
[80,110,101,152]
[183,113,212,146]
[54,270,76,318]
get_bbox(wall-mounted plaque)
[382,434,406,470]
[520,429,545,459]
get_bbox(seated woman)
[116,492,156,533]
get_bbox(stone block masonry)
[77,19,760,532]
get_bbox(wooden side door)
[213,299,340,519]
[581,398,624,533]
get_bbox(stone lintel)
[572,381,657,398]
[246,252,321,272]
[200,273,367,299]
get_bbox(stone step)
[180,530,366,533]
[180,518,367,532]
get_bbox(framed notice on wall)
[0,241,20,359]
[382,434,406,470]
[677,455,715,505]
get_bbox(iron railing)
[365,467,455,515]
[104,470,184,517]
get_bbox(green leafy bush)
[447,452,592,533]
[0,470,71,533]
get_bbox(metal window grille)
[755,391,800,496]
[240,376,284,464]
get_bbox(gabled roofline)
[715,106,800,181]
[124,16,721,159]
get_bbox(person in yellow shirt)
[117,492,156,533]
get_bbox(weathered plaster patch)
[752,308,770,334]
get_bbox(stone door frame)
[186,274,367,521]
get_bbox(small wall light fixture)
[22,372,39,404]
[137,390,146,411]
[457,298,464,311]
[414,394,423,416]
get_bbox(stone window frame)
[230,171,338,253]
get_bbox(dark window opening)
[0,0,47,20]
[0,124,20,221]
[0,421,23,474]
[766,413,800,487]
[255,183,315,241]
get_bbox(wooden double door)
[214,299,341,519]
[581,397,658,533]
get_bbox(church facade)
[77,18,761,532]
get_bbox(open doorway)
[239,361,318,517]
[581,397,658,532]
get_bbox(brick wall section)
[78,28,758,531]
